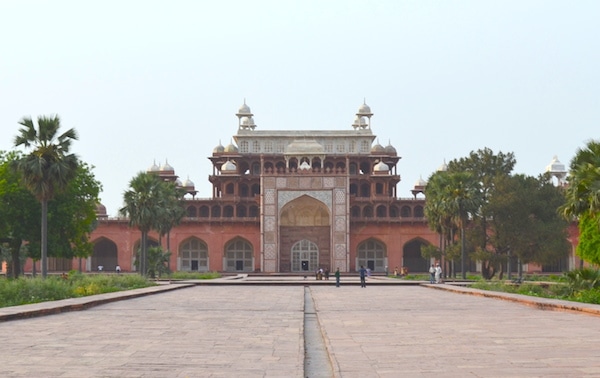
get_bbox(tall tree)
[425,170,482,279]
[121,172,181,276]
[560,140,600,264]
[490,174,570,276]
[0,151,39,278]
[447,148,516,278]
[155,182,185,255]
[32,162,101,261]
[12,115,78,278]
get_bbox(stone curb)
[425,283,600,317]
[0,283,194,322]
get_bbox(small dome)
[175,178,183,187]
[213,142,225,153]
[147,161,159,172]
[371,142,385,153]
[373,160,389,172]
[384,142,397,155]
[237,100,253,116]
[160,161,174,172]
[95,202,107,216]
[351,116,368,128]
[415,176,427,187]
[437,160,448,172]
[357,101,373,116]
[184,178,195,188]
[221,160,237,173]
[224,142,238,153]
[546,155,566,173]
[241,116,255,126]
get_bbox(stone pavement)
[1,276,600,377]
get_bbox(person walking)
[359,265,367,288]
[335,268,341,287]
[435,263,442,284]
[429,264,435,284]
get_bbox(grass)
[0,272,155,308]
[470,279,600,304]
[168,271,221,280]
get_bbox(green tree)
[425,170,482,279]
[446,148,516,279]
[1,152,101,277]
[0,151,39,278]
[155,182,185,257]
[574,212,600,265]
[489,174,570,277]
[560,140,600,265]
[12,115,78,278]
[121,172,182,276]
[27,162,102,262]
[560,140,600,219]
[146,246,171,279]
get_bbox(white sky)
[1,0,598,216]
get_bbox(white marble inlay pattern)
[278,190,332,210]
[335,216,346,231]
[264,260,276,272]
[323,177,334,188]
[335,189,346,204]
[264,244,276,259]
[335,244,347,259]
[265,217,275,232]
[264,204,275,216]
[276,177,287,188]
[265,189,275,204]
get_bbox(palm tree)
[155,182,185,268]
[120,172,172,276]
[12,115,78,278]
[426,171,481,279]
[560,140,600,265]
[560,140,600,220]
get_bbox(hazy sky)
[1,1,598,216]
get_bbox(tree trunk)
[41,199,48,279]
[460,227,466,279]
[10,238,22,279]
[140,231,147,276]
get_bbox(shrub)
[0,274,154,308]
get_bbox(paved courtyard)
[1,280,599,377]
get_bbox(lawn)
[0,271,155,308]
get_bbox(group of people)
[429,263,443,284]
[315,267,342,287]
[393,266,408,277]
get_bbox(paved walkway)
[1,276,599,377]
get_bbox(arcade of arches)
[90,234,430,274]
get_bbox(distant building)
[17,103,580,275]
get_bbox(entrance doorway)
[291,240,319,272]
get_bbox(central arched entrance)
[291,239,319,272]
[279,195,331,272]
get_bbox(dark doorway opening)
[236,260,244,271]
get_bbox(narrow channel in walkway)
[304,286,335,378]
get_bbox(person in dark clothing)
[335,268,341,287]
[359,265,367,288]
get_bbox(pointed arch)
[179,237,208,272]
[224,237,254,272]
[356,238,387,272]
[403,238,430,273]
[92,237,118,271]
